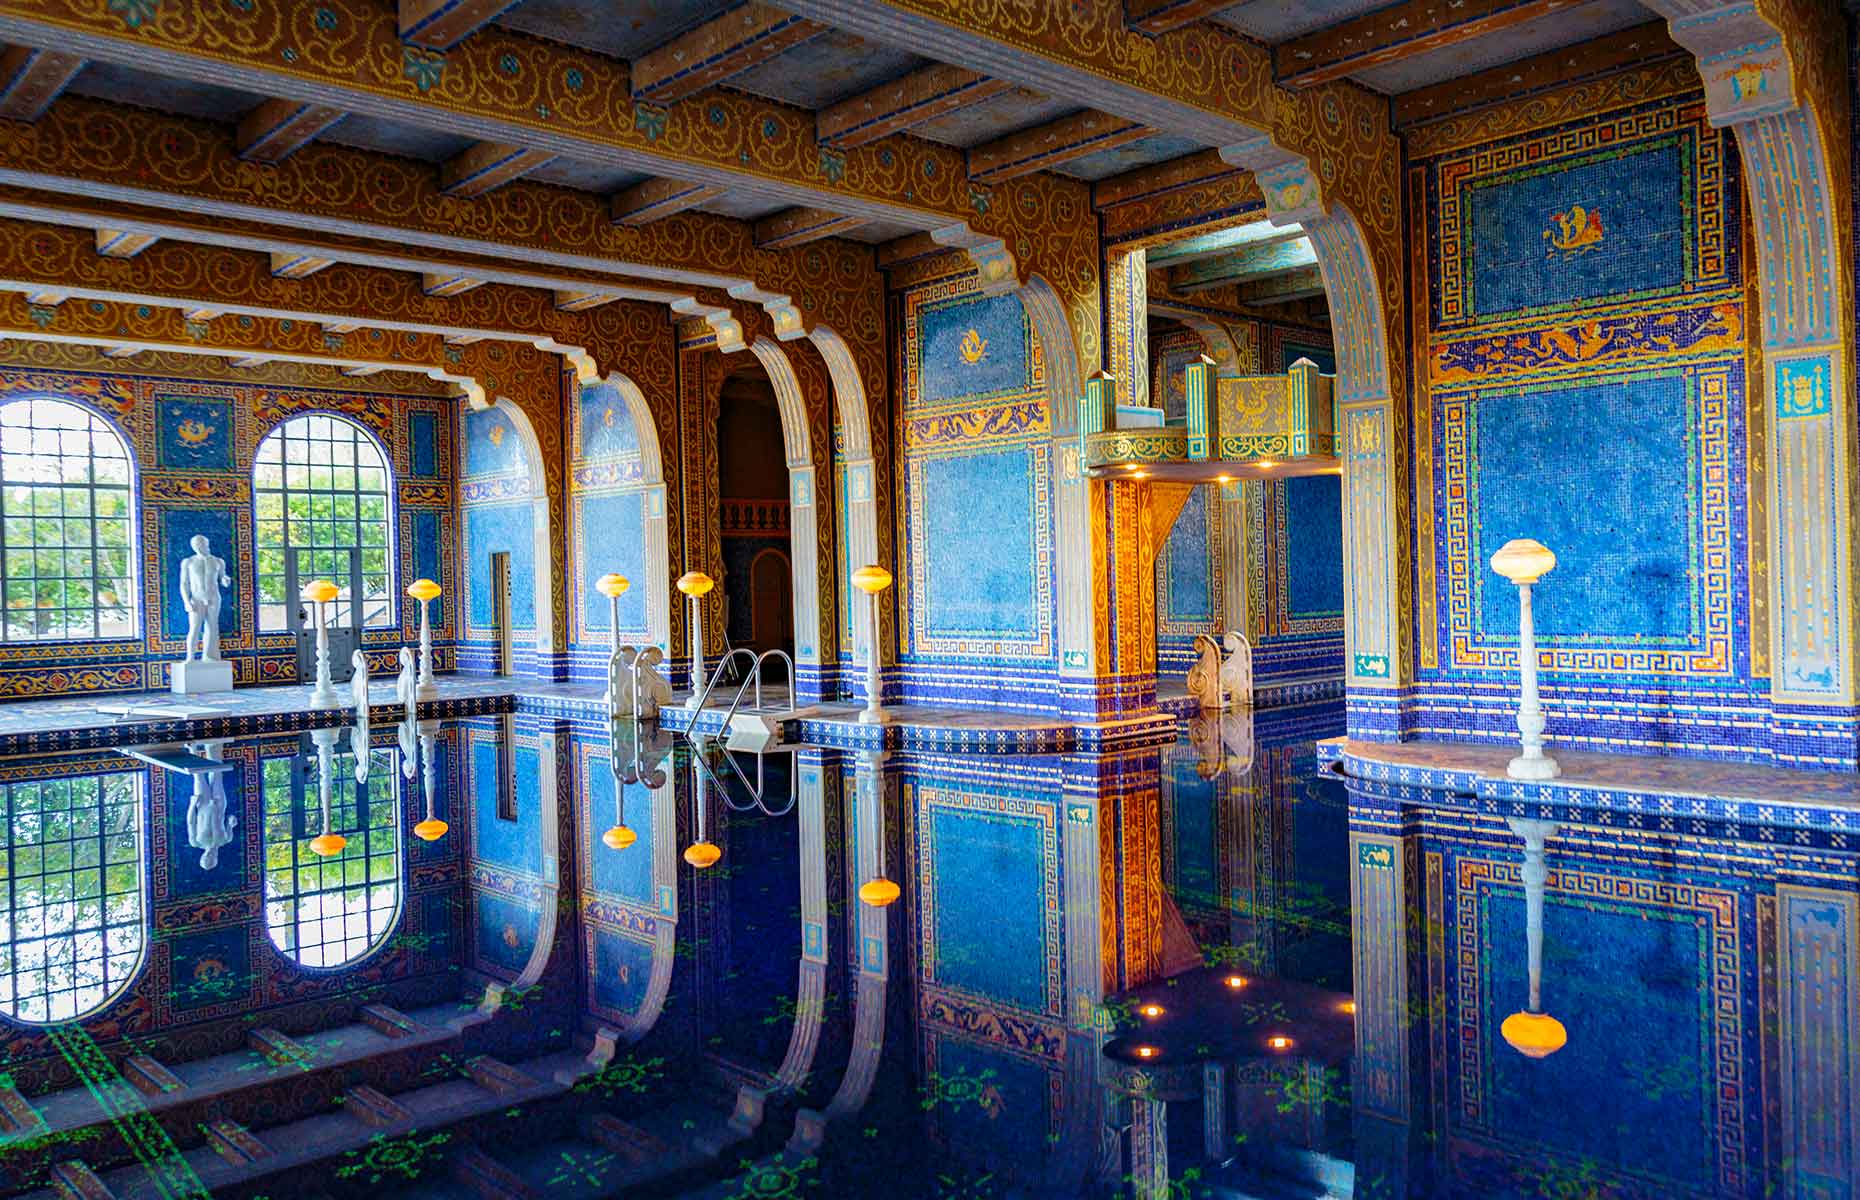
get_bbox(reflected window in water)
[0,769,145,1022]
[262,742,402,968]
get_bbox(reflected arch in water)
[261,731,403,970]
[0,761,146,1023]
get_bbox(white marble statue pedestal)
[171,659,234,695]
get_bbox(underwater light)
[1139,1004,1164,1018]
[1224,974,1249,989]
[1134,1045,1158,1059]
[1266,1035,1294,1051]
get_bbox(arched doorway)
[717,367,795,680]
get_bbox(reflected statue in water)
[185,739,237,870]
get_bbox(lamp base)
[857,708,892,725]
[171,659,234,695]
[414,682,440,703]
[1507,751,1560,781]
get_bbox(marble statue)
[173,535,236,694]
[1218,632,1253,708]
[396,647,418,779]
[634,646,672,719]
[179,535,230,662]
[185,741,236,871]
[609,645,639,717]
[350,650,371,783]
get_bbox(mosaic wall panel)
[459,403,540,675]
[897,278,1061,710]
[0,365,458,697]
[567,379,661,682]
[1408,90,1767,759]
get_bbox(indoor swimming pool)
[0,699,1841,1198]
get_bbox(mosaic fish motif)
[959,328,988,365]
[487,422,505,447]
[1544,205,1604,256]
[175,419,215,445]
[1431,303,1743,385]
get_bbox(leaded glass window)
[253,415,394,632]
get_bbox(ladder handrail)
[718,649,797,730]
[690,647,761,714]
[688,734,796,817]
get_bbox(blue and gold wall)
[566,378,660,682]
[895,274,1061,712]
[0,362,458,697]
[1406,85,1763,758]
[458,402,540,676]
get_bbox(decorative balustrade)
[1079,356,1338,481]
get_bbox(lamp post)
[677,571,715,708]
[851,565,893,725]
[1489,539,1559,780]
[1500,818,1566,1058]
[303,579,341,710]
[407,578,442,701]
[597,573,631,709]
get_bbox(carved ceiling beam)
[440,141,558,198]
[0,215,687,383]
[0,44,80,122]
[553,290,619,312]
[0,0,1019,282]
[815,62,1012,149]
[94,228,157,258]
[235,98,347,165]
[610,177,727,226]
[270,252,337,279]
[631,2,827,104]
[0,180,745,346]
[1165,235,1316,292]
[779,0,1274,142]
[1232,264,1324,304]
[421,271,485,297]
[1274,0,1587,88]
[399,0,524,52]
[1147,220,1302,269]
[1392,21,1685,128]
[0,98,855,340]
[341,363,388,377]
[1125,0,1241,36]
[968,110,1150,183]
[753,206,864,248]
[1092,148,1238,210]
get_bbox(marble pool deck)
[1323,736,1860,834]
[0,675,1179,756]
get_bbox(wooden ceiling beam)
[1166,236,1317,293]
[422,272,485,297]
[441,141,557,198]
[1275,0,1587,89]
[609,177,727,226]
[754,206,864,249]
[0,44,83,122]
[632,3,827,105]
[236,98,347,165]
[270,252,336,279]
[1125,0,1241,36]
[94,229,158,258]
[398,0,524,52]
[1392,21,1685,127]
[1233,265,1325,305]
[968,110,1150,183]
[816,62,1013,149]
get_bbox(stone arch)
[805,325,880,701]
[710,336,829,700]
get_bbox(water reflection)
[0,701,1852,1197]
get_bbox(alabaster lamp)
[851,565,893,725]
[1489,539,1559,780]
[676,571,715,708]
[303,579,342,710]
[1501,818,1567,1058]
[407,578,442,701]
[596,573,631,708]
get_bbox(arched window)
[0,398,135,643]
[262,736,402,968]
[0,768,145,1023]
[253,414,394,632]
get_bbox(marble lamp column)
[851,565,893,725]
[1489,539,1559,780]
[677,571,715,708]
[407,578,442,701]
[303,579,342,710]
[597,573,632,709]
